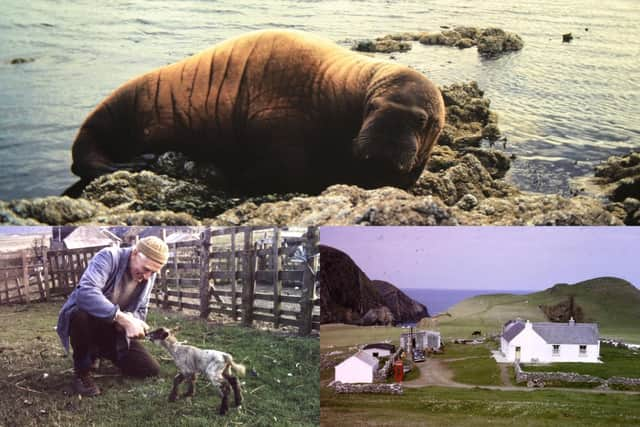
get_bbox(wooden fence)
[150,227,320,335]
[0,227,320,335]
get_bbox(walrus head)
[64,81,160,196]
[354,70,445,187]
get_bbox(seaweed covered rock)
[353,37,412,53]
[81,170,237,218]
[439,81,503,152]
[477,28,524,56]
[571,152,640,224]
[1,197,107,225]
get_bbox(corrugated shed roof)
[533,322,599,345]
[363,343,395,352]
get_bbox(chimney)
[569,317,575,326]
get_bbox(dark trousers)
[69,309,160,378]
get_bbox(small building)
[501,318,600,363]
[334,350,378,383]
[400,330,441,352]
[362,343,396,359]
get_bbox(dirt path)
[499,363,513,386]
[402,357,639,395]
[403,358,464,388]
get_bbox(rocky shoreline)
[1,81,638,226]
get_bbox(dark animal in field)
[147,327,245,415]
[472,330,482,337]
[64,29,445,197]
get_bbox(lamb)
[147,327,245,415]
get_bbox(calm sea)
[402,288,533,316]
[1,0,639,199]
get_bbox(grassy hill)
[439,277,640,343]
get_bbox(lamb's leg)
[206,363,229,415]
[223,372,243,407]
[218,381,231,415]
[183,373,196,397]
[169,373,185,402]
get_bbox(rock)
[10,57,35,65]
[570,152,640,224]
[319,245,428,325]
[353,38,411,53]
[457,194,478,211]
[477,28,524,56]
[455,38,476,49]
[1,197,106,225]
[416,26,522,56]
[360,306,395,326]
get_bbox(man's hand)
[115,310,149,339]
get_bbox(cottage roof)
[532,322,599,345]
[503,320,599,345]
[353,350,379,368]
[363,343,395,352]
[503,321,525,342]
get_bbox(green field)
[439,278,640,343]
[523,344,640,379]
[321,386,640,426]
[0,301,319,427]
[321,323,640,426]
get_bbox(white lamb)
[147,327,245,415]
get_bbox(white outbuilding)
[362,343,396,359]
[334,350,379,383]
[501,318,600,363]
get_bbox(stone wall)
[514,363,640,388]
[328,381,403,394]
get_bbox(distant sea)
[402,288,533,316]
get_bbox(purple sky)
[320,227,640,291]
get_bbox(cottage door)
[515,346,521,360]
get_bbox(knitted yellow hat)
[136,236,169,265]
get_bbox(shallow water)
[1,0,639,199]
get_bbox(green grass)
[434,342,501,386]
[522,344,640,379]
[321,386,640,426]
[439,278,640,343]
[0,300,319,426]
[320,323,403,349]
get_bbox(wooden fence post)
[230,228,238,320]
[199,228,212,318]
[299,227,318,336]
[22,250,30,304]
[272,227,282,328]
[42,248,50,301]
[241,228,256,327]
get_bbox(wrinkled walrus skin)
[66,29,445,196]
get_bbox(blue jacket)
[56,246,157,354]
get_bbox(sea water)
[1,0,638,199]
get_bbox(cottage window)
[552,344,560,355]
[373,352,379,358]
[579,345,587,355]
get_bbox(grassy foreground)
[523,343,640,378]
[0,301,319,427]
[321,386,640,426]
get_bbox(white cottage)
[501,318,600,363]
[334,350,379,383]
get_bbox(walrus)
[64,29,445,196]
